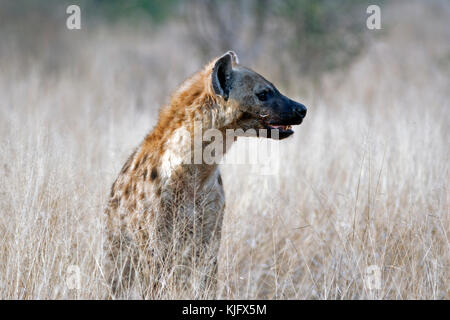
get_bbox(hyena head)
[211,51,307,140]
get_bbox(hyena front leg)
[104,232,139,299]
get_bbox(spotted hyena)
[104,51,307,299]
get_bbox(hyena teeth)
[270,125,291,130]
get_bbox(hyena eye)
[256,90,270,102]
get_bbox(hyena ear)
[211,51,238,100]
[227,50,239,65]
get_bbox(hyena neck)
[141,69,236,188]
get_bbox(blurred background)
[0,0,380,102]
[0,0,448,299]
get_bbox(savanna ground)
[0,0,448,299]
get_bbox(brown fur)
[104,56,232,299]
[104,51,306,299]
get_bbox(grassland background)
[0,0,448,299]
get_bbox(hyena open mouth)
[260,114,305,140]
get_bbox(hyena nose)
[293,103,307,118]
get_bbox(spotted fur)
[104,51,307,299]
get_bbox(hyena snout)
[284,98,307,123]
[261,95,307,140]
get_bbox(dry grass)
[0,1,448,299]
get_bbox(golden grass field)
[0,1,448,299]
